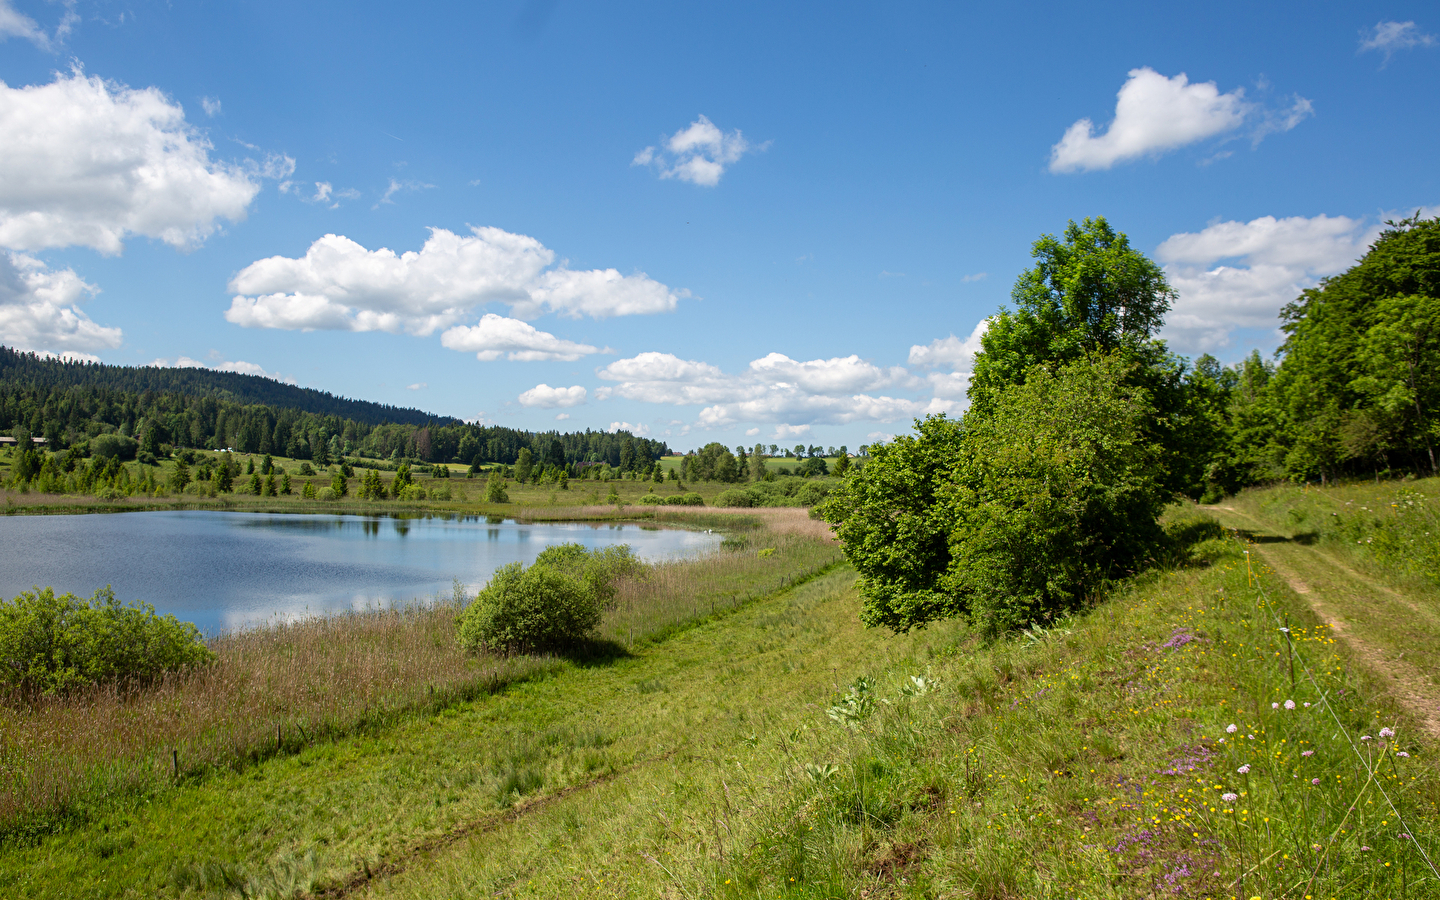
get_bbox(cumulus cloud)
[0,252,121,354]
[607,421,652,436]
[1153,212,1410,352]
[0,70,272,254]
[201,96,221,117]
[441,314,599,362]
[1360,21,1436,62]
[518,383,588,408]
[226,227,683,337]
[908,320,988,370]
[1049,68,1309,173]
[632,115,763,186]
[597,349,949,431]
[147,354,296,384]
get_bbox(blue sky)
[1,1,1436,451]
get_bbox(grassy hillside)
[4,505,1438,898]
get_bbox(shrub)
[0,587,214,694]
[638,494,664,505]
[458,562,600,653]
[90,433,138,462]
[795,481,831,507]
[318,487,337,501]
[663,492,705,506]
[713,489,755,508]
[485,471,509,503]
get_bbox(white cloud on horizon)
[518,383,588,408]
[226,227,684,337]
[633,115,763,186]
[441,314,600,362]
[147,354,297,384]
[0,70,276,254]
[595,349,950,431]
[1049,67,1310,173]
[0,253,121,355]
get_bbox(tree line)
[0,376,668,472]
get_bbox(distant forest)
[0,348,444,427]
[0,349,668,469]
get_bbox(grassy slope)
[7,510,1440,898]
[1203,478,1440,736]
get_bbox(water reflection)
[0,510,720,635]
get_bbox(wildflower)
[1362,735,1372,742]
[1304,702,1311,708]
[1362,846,1372,852]
[1222,792,1238,803]
[1311,778,1320,785]
[1380,727,1395,738]
[1401,833,1411,840]
[1272,702,1280,709]
[1237,765,1251,774]
[1302,750,1314,757]
[1226,724,1238,734]
[1397,751,1410,758]
[1284,699,1296,710]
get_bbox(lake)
[0,510,722,634]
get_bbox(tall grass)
[0,518,839,842]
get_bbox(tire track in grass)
[1204,504,1440,741]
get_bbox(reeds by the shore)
[0,516,840,838]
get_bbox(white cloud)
[961,272,987,283]
[866,431,896,444]
[0,0,48,48]
[226,227,684,336]
[555,413,570,421]
[597,349,951,430]
[201,96,221,117]
[774,424,811,440]
[745,427,760,436]
[406,382,426,390]
[518,383,588,408]
[908,320,988,370]
[1154,212,1396,352]
[607,421,651,436]
[441,314,599,362]
[147,354,296,384]
[0,70,269,254]
[0,253,121,354]
[1049,68,1310,173]
[632,115,763,186]
[1360,21,1436,62]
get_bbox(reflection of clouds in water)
[219,589,446,632]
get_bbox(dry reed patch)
[659,505,837,542]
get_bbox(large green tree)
[968,217,1198,495]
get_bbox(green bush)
[0,587,214,693]
[458,544,642,653]
[90,433,138,461]
[638,493,664,505]
[459,563,599,653]
[663,492,705,506]
[713,489,754,508]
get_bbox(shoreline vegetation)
[0,508,840,844]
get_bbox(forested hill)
[0,347,447,427]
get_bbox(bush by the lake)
[459,562,603,654]
[0,586,214,694]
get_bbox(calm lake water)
[0,510,721,634]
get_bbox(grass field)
[0,449,838,518]
[5,494,1440,898]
